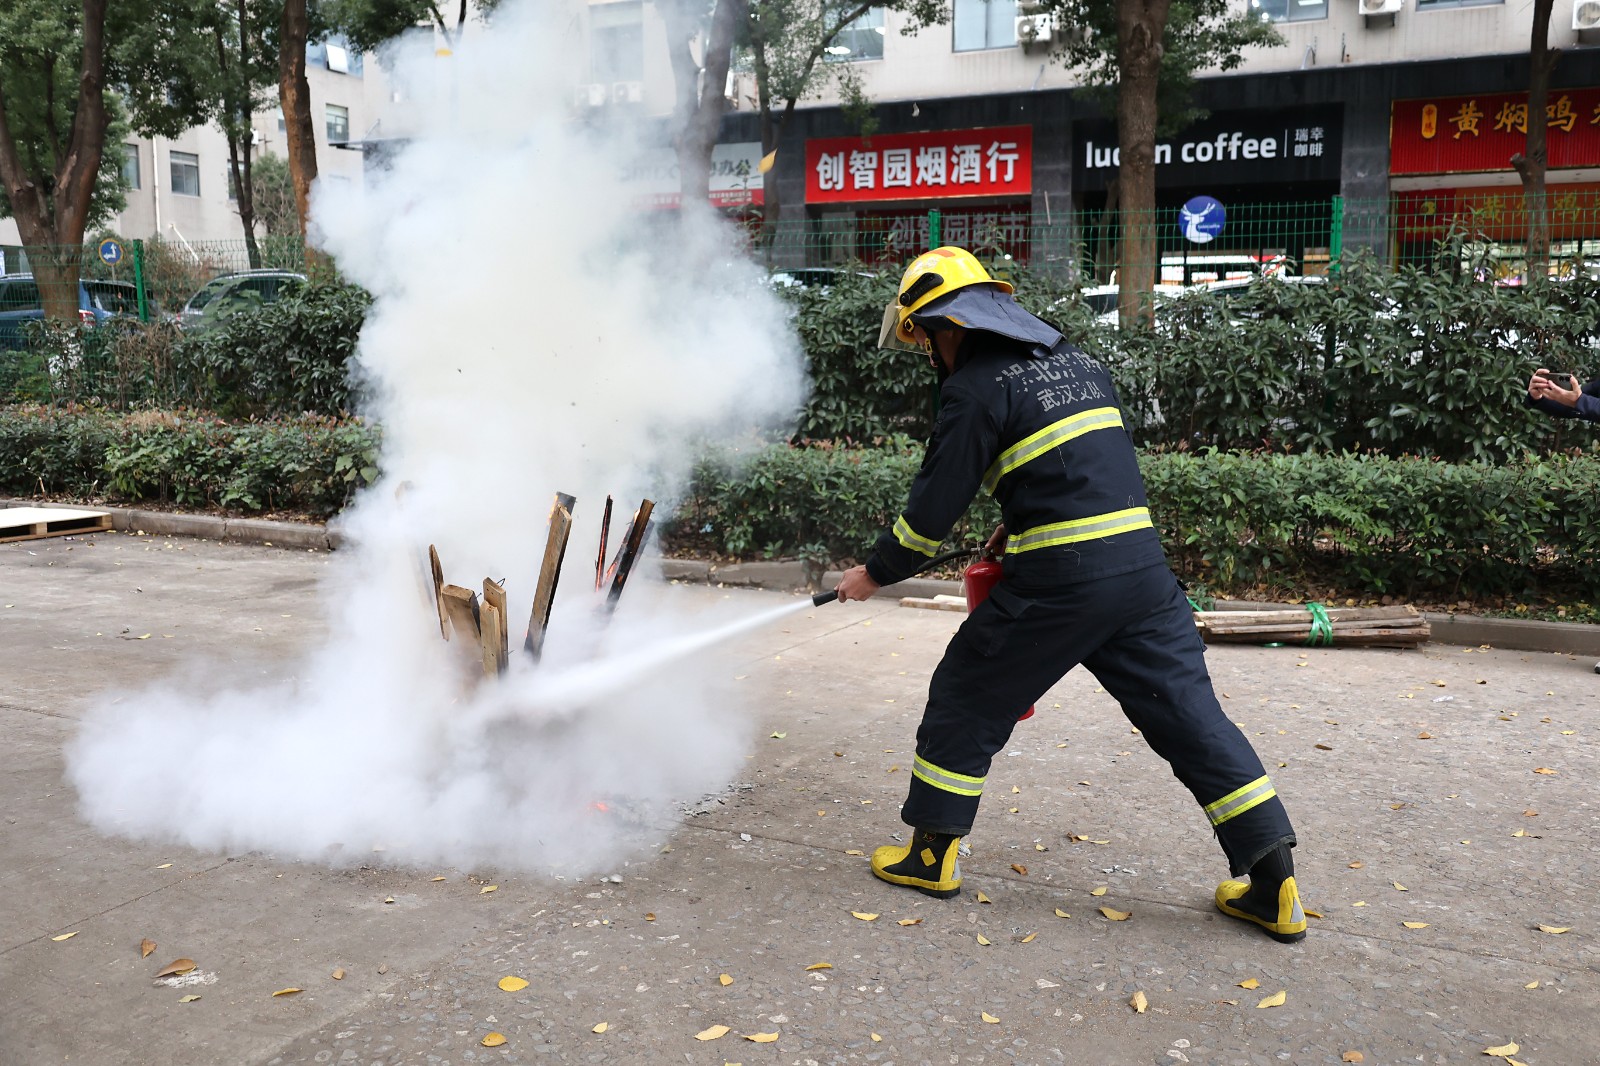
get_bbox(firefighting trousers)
[900,562,1296,875]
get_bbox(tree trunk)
[1114,0,1170,327]
[0,0,110,325]
[221,1,262,268]
[279,0,319,264]
[1512,0,1558,285]
[661,0,748,219]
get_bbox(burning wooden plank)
[594,495,613,591]
[441,584,481,644]
[604,499,654,613]
[427,545,449,640]
[525,492,576,660]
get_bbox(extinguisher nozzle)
[812,590,838,607]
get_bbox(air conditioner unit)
[1574,0,1600,31]
[612,80,644,105]
[575,82,608,108]
[1016,0,1046,12]
[1015,13,1055,47]
[1358,0,1401,20]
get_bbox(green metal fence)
[2,191,1597,326]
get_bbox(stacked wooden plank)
[1194,604,1429,649]
[426,491,655,681]
[0,506,112,544]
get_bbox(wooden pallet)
[0,507,113,544]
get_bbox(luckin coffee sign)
[1072,106,1342,191]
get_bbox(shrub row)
[667,441,1600,602]
[0,407,379,518]
[2,282,370,418]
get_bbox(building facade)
[576,0,1600,277]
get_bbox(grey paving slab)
[2,533,1596,1066]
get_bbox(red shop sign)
[1391,89,1600,176]
[805,125,1032,204]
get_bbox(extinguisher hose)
[811,546,983,607]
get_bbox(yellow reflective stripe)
[981,407,1125,494]
[912,755,985,797]
[1008,507,1154,554]
[892,515,940,557]
[1204,775,1277,827]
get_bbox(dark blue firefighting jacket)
[863,290,1166,588]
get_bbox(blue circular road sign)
[1178,196,1226,245]
[97,238,125,265]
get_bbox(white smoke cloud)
[66,0,808,875]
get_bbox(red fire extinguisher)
[963,554,1035,721]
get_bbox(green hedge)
[667,441,1600,602]
[0,407,378,517]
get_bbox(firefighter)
[829,247,1306,943]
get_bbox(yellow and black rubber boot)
[871,829,962,899]
[1215,844,1306,943]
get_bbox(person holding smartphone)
[1527,368,1600,423]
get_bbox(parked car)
[180,269,307,330]
[0,274,141,350]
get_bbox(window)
[590,2,643,83]
[306,37,365,77]
[326,104,350,143]
[826,6,885,61]
[170,150,200,196]
[121,143,141,189]
[954,0,1017,50]
[1416,0,1500,8]
[1250,0,1327,21]
[276,107,285,132]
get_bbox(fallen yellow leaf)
[1561,730,1576,735]
[1348,861,1364,869]
[770,732,786,739]
[976,891,992,904]
[592,1022,608,1033]
[1011,864,1029,876]
[696,1025,731,1041]
[1417,732,1433,740]
[1020,932,1037,943]
[871,1033,882,1041]
[744,1032,779,1043]
[1238,978,1260,990]
[481,1033,506,1047]
[1353,901,1367,907]
[804,962,832,971]
[1512,829,1527,837]
[1402,921,1430,929]
[271,988,302,997]
[1524,980,1539,989]
[976,933,992,945]
[1483,1042,1519,1056]
[155,959,195,978]
[140,938,156,958]
[431,876,446,882]
[1537,925,1570,934]
[332,968,345,980]
[1393,882,1408,891]
[1256,990,1287,1009]
[897,918,922,926]
[1304,908,1324,919]
[845,849,864,856]
[498,976,529,992]
[1090,886,1108,896]
[1533,767,1558,775]
[981,1012,999,1024]
[1098,906,1131,921]
[1054,909,1071,918]
[1507,1058,1531,1066]
[645,913,656,921]
[177,994,201,1003]
[851,911,879,921]
[719,974,733,986]
[1130,990,1148,1014]
[480,885,498,894]
[51,932,77,942]
[1342,1052,1363,1062]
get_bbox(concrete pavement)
[2,531,1596,1065]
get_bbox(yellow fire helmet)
[878,246,1013,351]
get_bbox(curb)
[9,499,1598,658]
